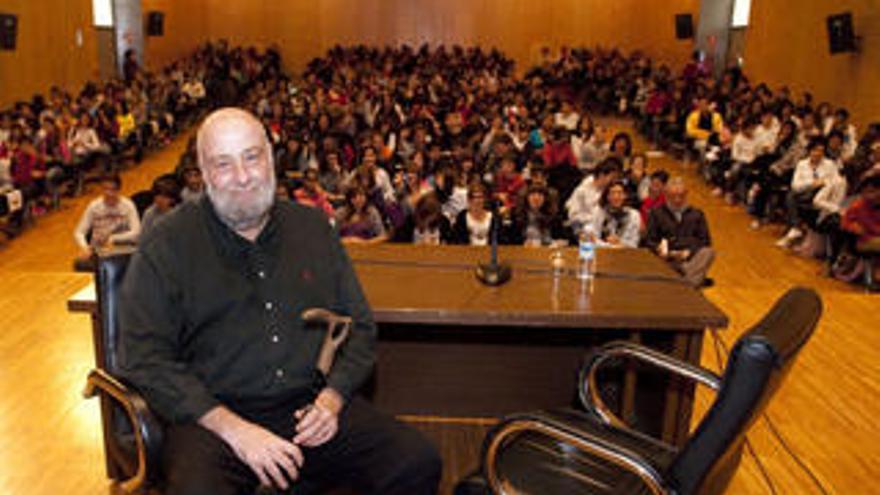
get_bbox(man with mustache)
[119,108,440,495]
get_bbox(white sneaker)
[775,228,803,248]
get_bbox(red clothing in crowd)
[12,149,44,187]
[541,140,576,168]
[494,172,526,209]
[842,197,880,245]
[640,193,666,224]
[294,187,335,219]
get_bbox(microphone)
[475,199,512,286]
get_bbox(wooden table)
[343,245,727,446]
[69,244,727,446]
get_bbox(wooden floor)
[0,123,877,494]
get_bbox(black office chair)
[455,287,822,495]
[82,250,356,494]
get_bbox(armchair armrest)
[83,368,164,494]
[579,341,721,432]
[483,413,672,495]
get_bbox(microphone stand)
[475,199,512,286]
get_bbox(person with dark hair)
[335,185,388,243]
[623,153,650,207]
[749,119,804,228]
[592,179,642,248]
[608,131,633,160]
[641,169,669,223]
[141,175,182,235]
[452,183,494,245]
[123,49,141,84]
[565,157,622,234]
[570,115,607,171]
[399,192,453,245]
[509,184,565,246]
[493,154,526,210]
[73,174,140,260]
[777,138,842,248]
[685,97,724,154]
[180,164,205,203]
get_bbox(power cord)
[708,327,831,495]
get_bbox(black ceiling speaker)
[675,13,694,40]
[0,13,18,50]
[827,12,857,54]
[147,11,164,37]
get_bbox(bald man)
[645,177,715,287]
[119,108,440,495]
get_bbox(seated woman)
[453,183,494,246]
[592,180,642,248]
[393,193,453,245]
[508,184,565,246]
[334,186,388,244]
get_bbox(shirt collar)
[200,195,282,261]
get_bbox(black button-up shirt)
[119,197,376,424]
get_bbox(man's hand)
[200,407,304,490]
[293,388,344,447]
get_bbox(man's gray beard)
[206,174,277,233]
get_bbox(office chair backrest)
[669,287,822,495]
[95,249,136,375]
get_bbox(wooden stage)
[1,123,877,494]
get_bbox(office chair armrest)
[83,368,164,494]
[579,341,721,432]
[483,414,672,495]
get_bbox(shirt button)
[275,369,285,378]
[258,270,266,279]
[265,301,273,311]
[271,334,279,343]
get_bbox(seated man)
[684,97,724,154]
[645,177,715,287]
[73,174,141,260]
[777,138,841,248]
[119,108,440,495]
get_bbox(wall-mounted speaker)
[0,13,17,50]
[675,13,694,40]
[147,11,164,37]
[827,12,857,54]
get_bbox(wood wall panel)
[0,0,98,108]
[744,0,880,127]
[139,0,700,74]
[141,0,208,69]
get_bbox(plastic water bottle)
[578,226,596,280]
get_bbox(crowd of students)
[22,41,876,289]
[0,41,280,241]
[527,46,880,287]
